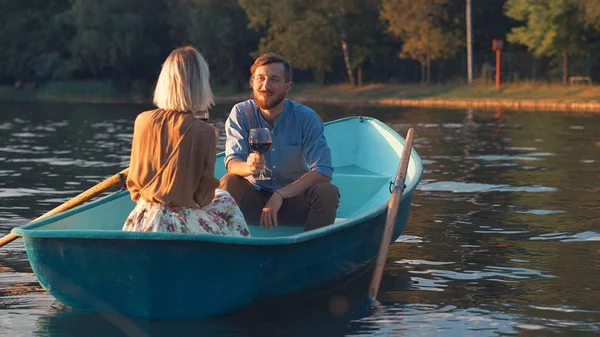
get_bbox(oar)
[0,168,129,248]
[366,128,415,303]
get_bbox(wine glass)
[249,128,272,180]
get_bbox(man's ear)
[249,77,254,89]
[285,81,293,94]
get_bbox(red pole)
[496,49,501,91]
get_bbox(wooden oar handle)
[0,233,18,247]
[31,168,129,222]
[367,128,415,301]
[0,168,129,248]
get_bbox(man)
[219,53,340,231]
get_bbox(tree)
[505,0,600,85]
[0,0,72,81]
[239,0,336,83]
[380,0,460,84]
[239,0,382,86]
[67,0,170,86]
[169,0,258,89]
[580,0,600,28]
[470,0,519,52]
[336,0,385,86]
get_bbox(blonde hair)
[153,46,214,113]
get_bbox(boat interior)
[25,118,421,239]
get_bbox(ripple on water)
[516,209,565,215]
[0,188,77,198]
[466,154,543,161]
[530,231,600,242]
[11,132,46,138]
[394,259,454,266]
[7,157,119,168]
[0,122,13,130]
[418,181,558,193]
[394,235,423,243]
[474,229,530,235]
[505,146,538,151]
[0,146,46,154]
[529,305,600,314]
[396,260,555,289]
[352,305,519,336]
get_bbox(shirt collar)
[272,99,290,129]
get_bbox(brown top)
[127,109,219,208]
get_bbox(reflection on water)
[1,101,600,336]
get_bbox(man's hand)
[261,191,283,230]
[247,153,265,175]
[226,154,266,178]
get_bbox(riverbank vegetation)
[3,80,600,107]
[2,0,600,99]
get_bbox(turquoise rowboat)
[12,116,423,319]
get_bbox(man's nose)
[261,78,271,90]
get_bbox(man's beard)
[253,90,285,110]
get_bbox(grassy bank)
[2,80,600,112]
[287,82,600,112]
[290,81,600,101]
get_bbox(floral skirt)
[122,189,250,237]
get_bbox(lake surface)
[0,101,599,336]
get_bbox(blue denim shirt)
[224,99,333,191]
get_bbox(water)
[1,101,599,336]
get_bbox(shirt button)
[273,165,276,168]
[272,148,275,151]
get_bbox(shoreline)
[287,96,600,112]
[3,94,599,113]
[2,83,600,112]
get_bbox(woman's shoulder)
[134,109,160,126]
[189,119,217,144]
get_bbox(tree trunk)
[426,58,432,84]
[115,65,132,91]
[357,65,363,87]
[563,49,568,86]
[420,64,425,84]
[231,56,244,91]
[313,69,326,85]
[341,39,356,87]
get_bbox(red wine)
[250,142,272,154]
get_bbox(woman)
[122,46,250,237]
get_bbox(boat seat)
[331,173,391,219]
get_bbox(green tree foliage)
[169,0,258,89]
[337,0,386,86]
[580,0,600,29]
[239,0,382,85]
[380,0,460,84]
[0,0,72,80]
[470,0,519,52]
[5,0,600,89]
[505,0,600,85]
[67,0,170,86]
[239,0,339,83]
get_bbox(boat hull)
[23,196,412,318]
